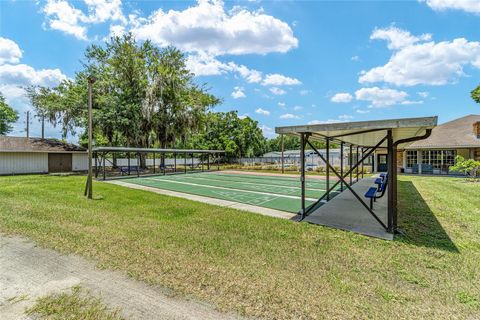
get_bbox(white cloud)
[420,0,480,14]
[83,0,126,24]
[401,100,424,105]
[269,87,286,95]
[351,55,360,61]
[185,53,264,83]
[370,26,431,50]
[338,114,353,120]
[356,109,371,114]
[355,87,408,107]
[262,73,301,86]
[231,86,246,99]
[238,113,249,119]
[42,0,127,40]
[417,91,429,98]
[185,53,229,76]
[0,37,22,64]
[43,0,89,40]
[331,92,353,103]
[260,124,275,138]
[360,27,480,86]
[228,62,263,83]
[277,102,286,107]
[299,89,310,95]
[280,113,300,119]
[308,114,353,125]
[255,108,270,115]
[0,64,67,88]
[131,0,298,56]
[293,105,303,111]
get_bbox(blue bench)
[365,175,388,209]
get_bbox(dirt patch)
[0,234,242,320]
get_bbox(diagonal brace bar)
[305,135,387,213]
[305,139,388,230]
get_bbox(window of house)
[421,150,456,169]
[406,151,417,168]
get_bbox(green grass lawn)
[0,174,479,319]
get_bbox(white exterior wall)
[72,153,88,171]
[0,152,48,175]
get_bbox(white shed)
[0,136,88,175]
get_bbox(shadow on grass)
[397,180,458,253]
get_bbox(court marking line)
[136,177,319,201]
[161,174,327,192]
[199,173,329,189]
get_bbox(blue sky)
[1,0,480,141]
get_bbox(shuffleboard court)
[120,171,341,213]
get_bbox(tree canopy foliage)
[0,93,19,135]
[472,84,480,105]
[450,155,480,180]
[183,111,267,157]
[25,34,329,159]
[27,34,220,150]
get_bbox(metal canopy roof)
[275,116,438,148]
[93,147,225,153]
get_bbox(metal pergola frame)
[92,147,225,181]
[276,117,437,235]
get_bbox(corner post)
[387,129,395,233]
[356,146,359,182]
[184,153,187,174]
[174,153,177,173]
[300,133,306,218]
[326,138,330,201]
[340,141,344,191]
[349,144,353,185]
[281,134,285,174]
[153,152,156,174]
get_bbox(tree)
[450,155,480,181]
[185,111,266,158]
[0,93,19,135]
[472,85,480,104]
[26,34,220,156]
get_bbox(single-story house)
[373,114,480,174]
[0,136,88,175]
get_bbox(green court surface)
[120,172,340,213]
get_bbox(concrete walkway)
[304,177,393,240]
[0,234,242,320]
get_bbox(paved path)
[0,234,242,320]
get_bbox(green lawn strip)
[1,175,479,319]
[127,177,312,212]
[144,174,328,199]
[26,286,125,320]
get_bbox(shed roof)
[275,116,437,148]
[0,136,86,153]
[406,114,480,149]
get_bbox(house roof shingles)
[406,115,480,149]
[0,136,86,153]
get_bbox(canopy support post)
[340,142,344,191]
[300,132,306,219]
[326,138,330,201]
[281,133,284,174]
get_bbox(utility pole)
[85,76,96,199]
[25,111,30,138]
